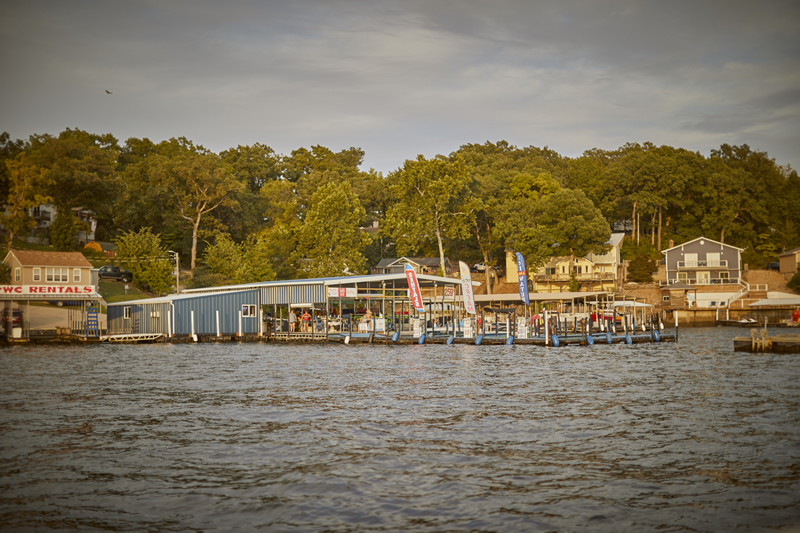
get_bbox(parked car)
[2,308,23,327]
[98,265,133,282]
[767,262,780,271]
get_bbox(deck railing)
[677,260,728,268]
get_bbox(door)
[696,271,710,284]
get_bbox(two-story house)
[661,236,744,308]
[527,233,625,292]
[2,250,98,305]
[371,257,453,276]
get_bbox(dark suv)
[98,265,133,283]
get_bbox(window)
[46,268,69,282]
[662,295,670,302]
[123,306,131,319]
[73,269,81,282]
[678,272,688,283]
[14,268,20,282]
[33,268,41,282]
[242,304,256,317]
[719,271,730,281]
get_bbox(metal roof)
[182,272,466,294]
[106,289,257,307]
[749,297,800,307]
[472,291,609,303]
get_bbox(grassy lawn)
[99,280,151,304]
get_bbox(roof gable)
[662,236,743,254]
[778,246,800,257]
[5,249,93,268]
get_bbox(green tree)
[383,155,475,275]
[201,233,277,285]
[25,129,120,239]
[498,188,610,273]
[1,154,53,246]
[628,254,656,283]
[257,223,298,279]
[291,181,371,277]
[49,210,78,251]
[787,271,800,294]
[115,228,174,296]
[0,132,26,200]
[156,151,245,270]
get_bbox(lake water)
[1,328,799,532]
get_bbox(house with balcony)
[661,236,746,308]
[528,233,625,292]
[26,204,97,245]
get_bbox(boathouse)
[182,273,467,338]
[106,289,261,337]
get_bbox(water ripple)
[1,328,799,531]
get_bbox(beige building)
[513,233,625,292]
[778,246,800,280]
[4,249,94,287]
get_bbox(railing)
[677,260,728,268]
[726,279,750,308]
[534,273,616,281]
[660,278,739,286]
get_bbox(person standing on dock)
[302,310,311,332]
[289,310,297,333]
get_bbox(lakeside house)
[371,257,453,276]
[524,233,625,292]
[660,236,746,309]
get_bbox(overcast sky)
[2,0,798,174]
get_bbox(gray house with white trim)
[662,236,743,286]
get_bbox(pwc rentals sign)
[0,285,96,296]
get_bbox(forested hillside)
[2,130,798,290]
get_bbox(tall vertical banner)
[515,252,530,306]
[458,261,476,315]
[404,264,425,312]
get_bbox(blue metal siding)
[107,302,171,334]
[173,290,260,335]
[260,284,326,305]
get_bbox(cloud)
[1,0,799,173]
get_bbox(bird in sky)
[105,90,112,94]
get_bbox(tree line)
[1,130,798,294]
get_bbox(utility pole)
[169,251,180,294]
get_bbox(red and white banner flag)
[459,261,476,315]
[404,264,425,312]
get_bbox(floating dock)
[733,331,800,353]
